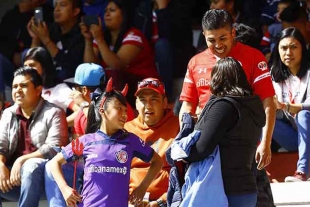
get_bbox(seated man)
[126,78,179,206]
[0,67,68,207]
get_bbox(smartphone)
[34,7,44,25]
[83,15,99,27]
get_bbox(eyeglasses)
[138,80,161,88]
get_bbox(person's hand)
[69,90,85,106]
[27,18,39,40]
[28,18,51,45]
[273,96,284,110]
[0,162,13,193]
[29,18,51,44]
[146,201,159,207]
[10,157,24,186]
[89,17,104,43]
[255,142,272,170]
[79,19,92,40]
[129,185,147,206]
[61,186,82,207]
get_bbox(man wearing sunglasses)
[125,78,179,207]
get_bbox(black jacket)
[186,95,266,195]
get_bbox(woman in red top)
[80,0,159,107]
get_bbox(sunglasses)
[138,80,161,88]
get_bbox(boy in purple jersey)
[48,78,163,207]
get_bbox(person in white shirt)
[270,27,310,182]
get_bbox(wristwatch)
[80,101,89,109]
[156,199,166,207]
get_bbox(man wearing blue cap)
[44,63,106,207]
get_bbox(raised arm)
[89,18,142,70]
[80,20,100,64]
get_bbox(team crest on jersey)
[115,150,128,163]
[258,61,268,71]
[139,138,146,147]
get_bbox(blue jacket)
[166,113,193,207]
[167,113,228,207]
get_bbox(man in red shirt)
[179,9,276,205]
[180,8,276,170]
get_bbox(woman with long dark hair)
[24,47,78,112]
[183,57,265,207]
[270,27,310,182]
[80,0,159,107]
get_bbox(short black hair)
[202,9,233,31]
[14,67,43,88]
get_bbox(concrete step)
[271,182,310,206]
[3,200,48,207]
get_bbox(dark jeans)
[227,193,257,207]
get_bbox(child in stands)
[49,78,163,207]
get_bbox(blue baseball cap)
[64,63,105,87]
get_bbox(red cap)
[134,78,165,96]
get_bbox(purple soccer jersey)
[61,130,154,207]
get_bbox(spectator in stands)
[0,67,68,207]
[0,0,54,106]
[260,0,291,61]
[125,78,179,206]
[27,0,85,82]
[0,0,53,68]
[64,63,135,137]
[23,47,78,114]
[179,9,276,206]
[279,2,310,46]
[64,63,106,137]
[270,27,310,182]
[81,0,159,107]
[134,0,196,102]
